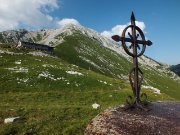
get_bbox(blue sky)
[0,0,180,65]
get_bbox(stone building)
[17,41,54,53]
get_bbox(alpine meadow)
[0,24,180,134]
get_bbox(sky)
[0,0,180,65]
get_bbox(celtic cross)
[112,12,153,111]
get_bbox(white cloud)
[101,21,146,40]
[0,0,59,31]
[56,18,81,27]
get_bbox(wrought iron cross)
[112,12,152,110]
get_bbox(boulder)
[92,103,101,109]
[4,117,20,123]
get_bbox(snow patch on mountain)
[66,71,83,76]
[142,85,161,94]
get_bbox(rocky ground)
[84,101,180,135]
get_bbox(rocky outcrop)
[170,64,180,76]
[84,101,180,135]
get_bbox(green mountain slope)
[0,44,176,134]
[54,31,180,100]
[0,48,129,134]
[54,31,131,78]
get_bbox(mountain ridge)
[0,24,179,82]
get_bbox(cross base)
[123,100,152,112]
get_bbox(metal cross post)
[112,12,153,111]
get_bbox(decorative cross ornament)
[112,12,153,111]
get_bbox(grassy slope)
[0,50,126,134]
[54,32,131,78]
[54,32,180,100]
[0,34,179,134]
